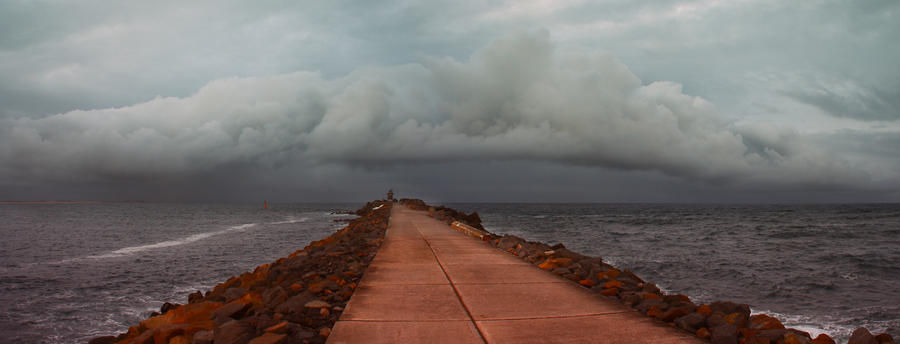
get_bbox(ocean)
[450,203,900,342]
[0,203,357,343]
[1,202,898,343]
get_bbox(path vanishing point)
[327,206,704,344]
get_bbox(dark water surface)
[0,203,355,343]
[2,203,898,343]
[448,203,900,342]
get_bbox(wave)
[267,217,309,225]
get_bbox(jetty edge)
[90,200,392,344]
[398,198,896,344]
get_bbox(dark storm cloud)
[0,32,875,193]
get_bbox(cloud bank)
[0,31,879,196]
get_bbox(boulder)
[674,313,707,332]
[709,301,750,319]
[262,287,287,309]
[874,333,895,344]
[192,330,214,344]
[214,320,255,344]
[275,292,316,315]
[710,323,738,344]
[783,332,813,344]
[849,327,877,344]
[88,336,117,344]
[161,302,181,314]
[811,334,836,344]
[188,291,204,304]
[223,288,250,302]
[749,314,785,331]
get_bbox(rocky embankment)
[399,199,898,344]
[90,201,391,344]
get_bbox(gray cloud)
[0,31,879,196]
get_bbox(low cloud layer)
[0,31,887,199]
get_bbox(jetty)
[328,206,701,344]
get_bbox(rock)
[161,302,181,314]
[661,306,692,322]
[600,288,618,296]
[169,335,189,344]
[88,336,117,344]
[874,333,895,344]
[710,323,738,344]
[212,301,250,324]
[498,235,526,251]
[697,304,713,316]
[214,320,255,344]
[305,300,331,309]
[849,327,877,344]
[578,279,595,287]
[248,333,287,344]
[749,314,785,331]
[188,291,204,304]
[709,301,750,319]
[223,288,250,302]
[783,332,813,344]
[264,321,290,334]
[635,298,666,314]
[674,313,707,332]
[552,247,587,260]
[697,328,711,339]
[192,330,214,344]
[320,327,332,337]
[811,334,836,344]
[262,287,287,309]
[308,279,340,293]
[275,292,316,314]
[603,280,623,289]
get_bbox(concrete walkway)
[328,206,703,344]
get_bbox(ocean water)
[0,203,356,344]
[448,203,900,342]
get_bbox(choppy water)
[0,203,355,344]
[447,203,900,342]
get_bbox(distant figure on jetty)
[386,189,394,201]
[263,200,268,209]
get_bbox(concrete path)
[328,206,703,344]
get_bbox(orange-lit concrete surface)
[327,206,703,344]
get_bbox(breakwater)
[400,199,898,344]
[90,201,391,344]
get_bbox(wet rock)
[212,301,251,323]
[874,333,896,344]
[88,336,117,344]
[188,291,204,304]
[661,306,692,322]
[783,332,813,344]
[811,334,836,344]
[697,304,713,317]
[304,300,331,309]
[710,323,738,344]
[264,321,290,334]
[849,327,877,344]
[709,301,750,320]
[749,314,785,331]
[161,302,181,314]
[674,313,707,332]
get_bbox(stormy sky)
[1,1,898,203]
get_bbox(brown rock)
[319,327,332,337]
[697,328,711,339]
[578,279,595,287]
[188,291,204,304]
[600,287,618,296]
[161,302,180,314]
[647,306,663,318]
[749,314,785,331]
[262,287,287,308]
[274,292,315,314]
[697,304,713,317]
[661,307,691,322]
[709,301,750,319]
[874,333,895,344]
[248,333,287,344]
[263,321,290,334]
[192,330,214,344]
[211,301,250,322]
[784,332,813,344]
[215,320,255,344]
[674,313,707,332]
[710,323,738,344]
[223,288,249,302]
[811,334,836,344]
[168,335,189,344]
[849,327,877,344]
[603,280,623,289]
